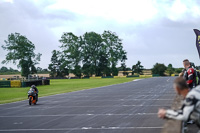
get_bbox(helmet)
[31,85,36,88]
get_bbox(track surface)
[0,77,176,133]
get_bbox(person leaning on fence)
[158,77,200,127]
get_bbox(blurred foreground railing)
[162,95,183,133]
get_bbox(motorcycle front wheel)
[29,97,32,105]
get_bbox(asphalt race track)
[0,77,176,133]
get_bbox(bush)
[152,63,167,76]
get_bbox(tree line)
[1,32,185,78]
[152,63,183,76]
[48,31,127,78]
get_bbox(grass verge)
[0,77,143,104]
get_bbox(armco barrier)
[139,75,153,78]
[90,76,102,79]
[162,95,182,133]
[114,76,126,78]
[42,80,50,85]
[23,80,42,87]
[10,80,21,87]
[102,76,114,78]
[0,80,50,88]
[152,74,159,77]
[82,77,90,79]
[0,81,11,88]
[126,75,139,78]
[22,80,50,87]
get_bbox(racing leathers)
[183,67,196,89]
[165,86,200,123]
[33,87,38,101]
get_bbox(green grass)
[0,77,142,104]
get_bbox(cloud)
[0,0,200,70]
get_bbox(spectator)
[182,59,196,90]
[158,77,200,127]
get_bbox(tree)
[42,69,48,72]
[82,32,103,76]
[59,32,82,78]
[2,33,41,77]
[132,61,144,75]
[175,68,183,74]
[0,66,8,72]
[152,63,167,76]
[56,31,127,77]
[166,64,175,76]
[0,66,19,73]
[119,55,128,76]
[98,51,111,76]
[37,67,43,72]
[102,31,127,76]
[48,50,69,77]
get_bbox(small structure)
[142,69,152,75]
[118,71,133,76]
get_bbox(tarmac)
[0,77,176,133]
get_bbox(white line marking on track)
[0,104,170,110]
[0,113,157,117]
[167,78,170,82]
[135,79,142,81]
[0,127,163,131]
[13,122,23,125]
[41,99,172,102]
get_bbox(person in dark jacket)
[182,59,196,90]
[158,77,200,127]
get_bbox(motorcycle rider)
[182,59,196,90]
[158,77,200,127]
[31,85,38,102]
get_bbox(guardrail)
[90,76,102,79]
[10,80,21,87]
[82,75,157,79]
[0,80,50,88]
[162,95,183,133]
[139,75,153,78]
[114,76,127,78]
[0,81,10,88]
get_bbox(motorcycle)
[28,88,37,105]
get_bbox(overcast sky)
[0,0,200,69]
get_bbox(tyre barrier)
[114,76,126,78]
[152,74,160,77]
[10,80,21,87]
[23,80,42,87]
[127,75,139,78]
[102,76,114,78]
[42,80,50,85]
[0,81,11,88]
[0,80,50,88]
[90,76,102,79]
[139,75,153,78]
[171,74,175,77]
[82,77,90,79]
[22,80,50,87]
